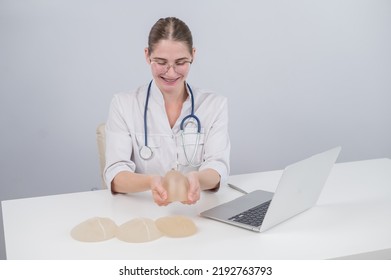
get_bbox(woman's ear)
[191,48,196,61]
[144,48,151,64]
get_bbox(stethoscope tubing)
[141,80,202,165]
[143,81,153,148]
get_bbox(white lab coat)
[104,80,230,190]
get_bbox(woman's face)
[145,39,195,95]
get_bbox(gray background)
[0,0,390,259]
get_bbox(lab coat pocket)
[176,128,205,167]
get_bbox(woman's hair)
[148,17,193,54]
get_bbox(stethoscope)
[139,80,202,167]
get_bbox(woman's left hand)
[184,172,201,204]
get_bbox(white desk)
[2,158,391,260]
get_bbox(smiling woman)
[104,17,231,207]
[145,17,195,96]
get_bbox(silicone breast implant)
[70,217,118,242]
[162,170,189,202]
[116,218,163,243]
[155,215,197,238]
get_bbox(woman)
[104,17,230,206]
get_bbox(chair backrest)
[96,123,106,188]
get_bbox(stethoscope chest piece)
[139,146,153,160]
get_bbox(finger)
[153,195,169,206]
[157,201,170,206]
[151,190,168,206]
[189,186,200,200]
[181,200,194,205]
[154,192,168,204]
[185,192,199,205]
[152,186,167,200]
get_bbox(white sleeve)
[103,94,136,189]
[199,96,231,188]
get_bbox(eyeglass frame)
[149,57,193,73]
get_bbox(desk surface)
[2,158,391,260]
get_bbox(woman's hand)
[184,172,201,204]
[150,175,170,206]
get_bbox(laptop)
[200,146,341,232]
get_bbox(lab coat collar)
[150,79,193,133]
[150,79,192,109]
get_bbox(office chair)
[96,123,106,188]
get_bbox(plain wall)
[1,0,390,259]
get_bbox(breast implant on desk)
[70,170,196,243]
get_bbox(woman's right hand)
[150,175,169,206]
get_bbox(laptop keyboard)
[228,200,271,227]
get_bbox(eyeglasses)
[150,58,192,74]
